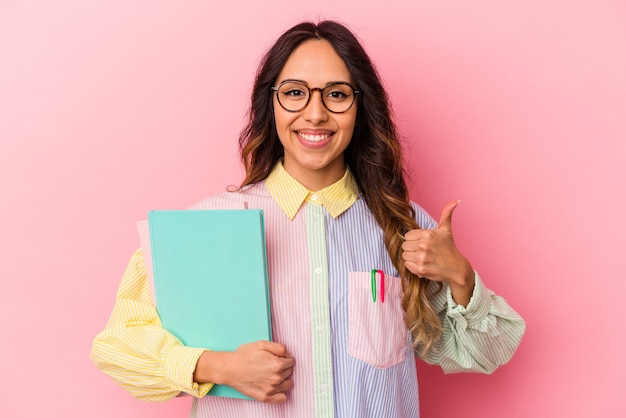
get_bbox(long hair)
[238,21,442,355]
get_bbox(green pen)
[371,269,377,302]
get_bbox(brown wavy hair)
[238,21,442,355]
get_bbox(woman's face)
[273,39,357,191]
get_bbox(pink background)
[1,1,625,417]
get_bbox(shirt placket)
[305,201,335,418]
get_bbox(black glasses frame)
[271,80,360,114]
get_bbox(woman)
[91,20,525,418]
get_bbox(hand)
[194,341,295,403]
[401,200,475,305]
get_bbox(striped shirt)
[91,162,525,418]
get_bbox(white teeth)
[298,133,331,142]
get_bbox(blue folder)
[148,209,272,400]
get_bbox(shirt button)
[315,267,322,275]
[317,325,325,333]
[320,384,328,393]
[310,194,318,201]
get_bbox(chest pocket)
[347,271,407,368]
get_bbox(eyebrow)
[277,78,352,87]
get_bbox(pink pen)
[378,269,385,303]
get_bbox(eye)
[278,82,309,100]
[328,91,348,99]
[325,87,351,102]
[283,89,306,97]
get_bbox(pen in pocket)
[370,269,385,303]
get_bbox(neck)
[283,163,346,191]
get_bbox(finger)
[403,260,426,277]
[437,200,460,234]
[279,356,295,370]
[279,366,294,381]
[262,343,296,372]
[262,392,288,404]
[263,379,294,404]
[275,378,294,393]
[401,239,420,252]
[262,341,291,358]
[403,229,429,242]
[267,380,294,402]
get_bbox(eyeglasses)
[271,80,360,113]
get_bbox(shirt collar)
[265,161,359,220]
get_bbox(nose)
[302,88,328,124]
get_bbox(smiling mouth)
[296,132,333,143]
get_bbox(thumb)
[437,200,460,234]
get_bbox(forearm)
[447,258,475,307]
[91,325,210,400]
[91,249,213,400]
[193,350,226,384]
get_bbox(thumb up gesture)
[401,200,475,306]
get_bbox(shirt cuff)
[166,345,214,398]
[446,272,492,329]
